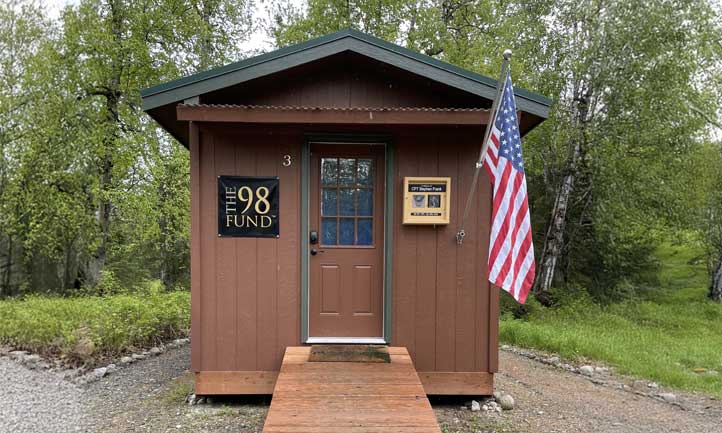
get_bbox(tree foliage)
[1,0,721,302]
[0,0,253,296]
[271,0,722,301]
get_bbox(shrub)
[0,291,190,363]
[95,269,124,296]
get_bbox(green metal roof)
[141,28,551,118]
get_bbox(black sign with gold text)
[218,176,279,237]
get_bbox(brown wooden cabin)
[141,29,550,396]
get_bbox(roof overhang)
[142,29,551,146]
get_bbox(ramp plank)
[263,347,441,433]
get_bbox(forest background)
[1,0,722,394]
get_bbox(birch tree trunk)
[533,80,592,302]
[711,254,722,302]
[534,139,582,299]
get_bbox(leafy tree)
[700,144,722,301]
[271,0,722,302]
[0,1,57,294]
[0,0,253,295]
[55,0,255,289]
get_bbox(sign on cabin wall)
[218,176,279,237]
[402,177,451,225]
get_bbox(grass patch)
[162,373,195,404]
[501,242,722,397]
[0,290,190,363]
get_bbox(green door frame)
[301,133,394,344]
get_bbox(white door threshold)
[305,337,387,344]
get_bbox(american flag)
[483,71,535,303]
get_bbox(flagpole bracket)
[456,229,466,245]
[475,161,484,169]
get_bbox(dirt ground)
[433,350,722,433]
[79,345,722,433]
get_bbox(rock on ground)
[658,393,677,403]
[499,394,515,410]
[580,365,595,376]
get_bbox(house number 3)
[282,154,292,167]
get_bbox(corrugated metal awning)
[177,104,491,125]
[181,103,489,112]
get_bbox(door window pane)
[357,189,373,216]
[319,156,376,246]
[339,158,355,186]
[339,189,355,216]
[357,219,373,245]
[322,189,337,216]
[357,159,373,186]
[321,218,337,245]
[339,218,355,245]
[321,158,338,186]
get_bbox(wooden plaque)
[402,177,451,225]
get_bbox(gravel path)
[0,358,87,433]
[434,350,722,433]
[82,345,268,433]
[2,344,721,432]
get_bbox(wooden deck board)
[263,347,442,433]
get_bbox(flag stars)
[490,73,525,173]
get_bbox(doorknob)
[310,248,325,256]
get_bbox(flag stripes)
[484,71,535,303]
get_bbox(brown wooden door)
[309,143,385,339]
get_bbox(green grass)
[0,290,190,362]
[500,242,722,396]
[162,373,194,404]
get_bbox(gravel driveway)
[0,357,87,433]
[1,344,721,433]
[435,350,722,433]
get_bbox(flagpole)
[456,49,512,245]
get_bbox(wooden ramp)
[262,346,442,433]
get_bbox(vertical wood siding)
[392,129,497,373]
[191,56,498,374]
[194,126,301,372]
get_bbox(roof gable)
[141,29,551,119]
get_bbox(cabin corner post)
[300,139,310,343]
[489,285,500,373]
[189,121,201,372]
[487,171,500,373]
[383,141,395,344]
